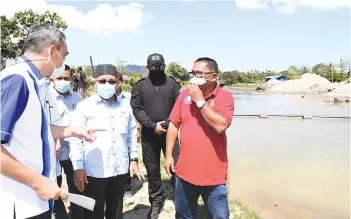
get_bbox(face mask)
[189,77,206,86]
[49,49,65,79]
[55,80,71,93]
[97,83,116,99]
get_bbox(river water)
[226,91,350,219]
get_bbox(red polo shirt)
[169,85,234,186]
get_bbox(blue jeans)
[175,176,230,219]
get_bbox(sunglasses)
[188,71,215,78]
[56,77,71,81]
[149,64,165,71]
[96,79,118,85]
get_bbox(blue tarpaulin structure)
[265,75,287,82]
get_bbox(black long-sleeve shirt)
[130,73,181,134]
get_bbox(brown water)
[227,93,350,219]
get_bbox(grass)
[230,83,261,88]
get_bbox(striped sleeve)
[1,74,29,144]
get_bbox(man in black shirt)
[131,53,180,219]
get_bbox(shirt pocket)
[117,110,129,134]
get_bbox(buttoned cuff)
[130,151,138,160]
[150,122,157,130]
[72,161,83,170]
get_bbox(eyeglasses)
[149,64,165,71]
[188,71,215,78]
[56,77,71,81]
[96,79,118,85]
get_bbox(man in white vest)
[0,23,102,219]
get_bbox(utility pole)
[89,56,95,75]
[116,56,126,74]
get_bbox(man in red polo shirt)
[165,57,234,219]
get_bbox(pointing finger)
[89,128,107,134]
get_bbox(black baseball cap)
[147,53,165,66]
[94,64,118,78]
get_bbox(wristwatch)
[131,158,138,163]
[196,100,206,108]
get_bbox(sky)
[1,0,350,72]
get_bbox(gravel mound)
[269,73,333,94]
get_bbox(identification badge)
[184,96,192,104]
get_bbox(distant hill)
[126,65,146,74]
[78,64,146,74]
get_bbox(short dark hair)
[23,23,66,54]
[65,64,71,71]
[194,57,219,73]
[116,72,123,82]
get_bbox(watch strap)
[130,158,138,163]
[196,100,206,108]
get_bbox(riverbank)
[227,73,350,103]
[60,143,262,219]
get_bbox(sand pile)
[324,83,351,97]
[269,73,332,94]
[262,78,282,89]
[340,78,350,84]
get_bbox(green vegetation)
[1,9,67,70]
[220,62,350,87]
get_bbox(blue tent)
[265,75,287,82]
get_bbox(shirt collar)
[95,94,118,105]
[117,90,127,99]
[204,84,220,100]
[20,55,43,80]
[53,88,72,98]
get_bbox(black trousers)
[14,210,52,219]
[142,133,179,208]
[83,174,127,219]
[125,163,132,192]
[54,160,83,219]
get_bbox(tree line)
[219,62,350,86]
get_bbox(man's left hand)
[189,84,204,103]
[129,161,145,181]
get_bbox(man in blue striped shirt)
[70,64,144,219]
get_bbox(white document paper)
[67,192,95,211]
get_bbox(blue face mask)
[55,80,71,93]
[97,83,116,99]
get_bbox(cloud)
[0,0,148,37]
[236,0,269,10]
[235,0,351,13]
[297,0,351,10]
[272,0,298,14]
